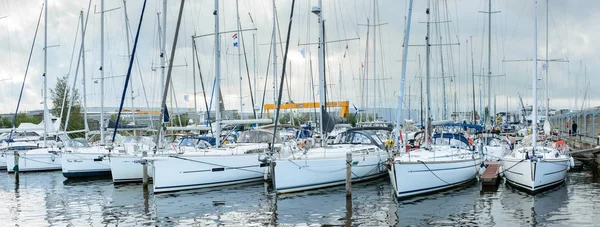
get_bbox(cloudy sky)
[0,0,597,119]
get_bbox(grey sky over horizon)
[0,0,598,120]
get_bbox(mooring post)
[142,150,148,186]
[13,150,19,183]
[346,152,352,197]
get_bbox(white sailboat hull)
[389,158,480,198]
[273,151,387,194]
[5,150,62,172]
[110,155,154,183]
[62,152,112,178]
[502,158,569,192]
[152,154,266,193]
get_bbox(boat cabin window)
[236,130,280,144]
[25,132,40,137]
[335,130,385,149]
[432,135,470,149]
[9,145,39,151]
[179,138,197,147]
[351,133,372,144]
[65,139,90,148]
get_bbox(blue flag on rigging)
[163,105,170,122]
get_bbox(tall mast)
[253,33,257,115]
[396,0,414,144]
[425,0,431,148]
[487,0,492,126]
[316,0,325,147]
[439,36,447,119]
[338,64,342,102]
[192,36,197,115]
[470,36,476,123]
[214,0,222,147]
[372,0,377,120]
[100,0,105,145]
[123,0,135,124]
[272,0,277,105]
[544,0,549,121]
[43,0,48,145]
[82,10,89,139]
[236,0,243,119]
[419,54,423,124]
[161,0,167,123]
[532,0,538,151]
[364,19,370,121]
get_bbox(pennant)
[184,94,190,102]
[232,33,238,39]
[233,42,239,47]
[163,105,170,123]
[300,48,306,58]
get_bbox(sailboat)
[5,111,64,172]
[387,0,481,199]
[271,1,389,194]
[500,1,572,193]
[145,0,283,193]
[5,2,66,173]
[61,0,113,178]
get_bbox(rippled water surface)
[0,170,599,226]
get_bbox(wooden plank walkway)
[481,162,501,186]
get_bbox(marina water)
[1,170,599,226]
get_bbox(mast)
[544,0,549,121]
[214,0,222,147]
[82,9,89,139]
[425,0,431,148]
[43,0,48,145]
[272,0,277,106]
[419,54,423,124]
[487,0,492,126]
[160,0,167,127]
[192,36,197,115]
[532,0,538,151]
[338,64,342,102]
[236,0,243,119]
[396,0,414,144]
[470,37,476,123]
[364,19,370,121]
[253,33,257,115]
[439,35,447,119]
[123,0,135,124]
[100,0,105,145]
[372,0,377,121]
[316,0,326,147]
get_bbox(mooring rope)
[418,160,450,185]
[15,154,61,166]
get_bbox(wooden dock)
[481,162,501,186]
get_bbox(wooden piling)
[346,152,352,197]
[142,150,148,186]
[13,150,19,183]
